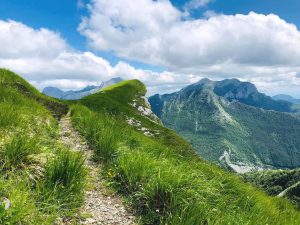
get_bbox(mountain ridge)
[273,94,300,104]
[42,77,123,100]
[149,78,300,172]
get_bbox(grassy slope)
[71,80,300,225]
[0,69,85,224]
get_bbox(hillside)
[0,69,136,224]
[70,78,300,224]
[0,69,84,224]
[149,79,300,172]
[242,169,300,208]
[2,69,300,224]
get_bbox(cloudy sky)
[0,0,300,97]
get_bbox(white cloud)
[2,0,300,98]
[80,1,300,69]
[203,10,219,18]
[0,20,67,59]
[77,0,300,96]
[0,19,193,95]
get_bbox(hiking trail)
[59,113,136,225]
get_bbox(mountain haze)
[273,94,300,104]
[42,77,123,100]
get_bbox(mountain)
[2,68,300,224]
[150,78,294,116]
[42,77,123,100]
[149,78,300,172]
[273,94,300,104]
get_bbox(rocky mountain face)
[43,77,123,100]
[150,78,294,117]
[149,78,300,172]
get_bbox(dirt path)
[278,180,300,197]
[59,113,136,225]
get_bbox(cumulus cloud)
[0,20,67,59]
[0,19,193,95]
[78,0,300,96]
[2,0,300,97]
[80,1,300,69]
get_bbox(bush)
[37,150,87,213]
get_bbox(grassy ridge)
[71,80,300,225]
[0,69,86,224]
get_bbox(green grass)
[70,80,300,225]
[37,150,87,214]
[0,68,84,224]
[71,106,123,162]
[0,134,39,170]
[2,68,300,224]
[0,175,48,225]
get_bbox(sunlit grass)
[0,134,39,170]
[71,101,300,225]
[37,149,87,214]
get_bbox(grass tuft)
[0,134,39,170]
[37,150,87,213]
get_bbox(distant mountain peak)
[108,77,123,83]
[43,77,123,100]
[214,79,258,100]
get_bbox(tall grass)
[0,134,39,170]
[0,174,50,225]
[37,150,87,213]
[71,104,300,225]
[0,69,82,224]
[0,103,21,128]
[71,106,122,163]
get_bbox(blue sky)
[0,0,300,96]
